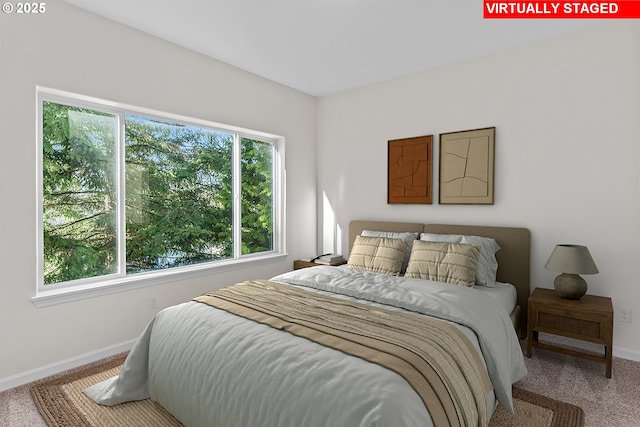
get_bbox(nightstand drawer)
[537,312,601,339]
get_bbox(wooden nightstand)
[527,287,613,378]
[293,260,346,270]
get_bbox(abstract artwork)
[387,135,432,204]
[439,127,495,204]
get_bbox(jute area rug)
[31,356,584,427]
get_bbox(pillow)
[361,230,419,273]
[460,235,500,287]
[419,232,464,244]
[347,235,408,276]
[405,240,480,287]
[420,233,501,287]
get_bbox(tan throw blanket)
[194,280,493,427]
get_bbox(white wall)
[0,0,317,384]
[317,23,640,358]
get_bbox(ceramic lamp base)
[554,273,587,300]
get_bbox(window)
[37,89,284,299]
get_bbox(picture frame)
[387,135,432,204]
[439,127,495,205]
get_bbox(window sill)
[32,253,288,308]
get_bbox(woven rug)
[491,387,584,427]
[30,355,182,427]
[31,356,584,427]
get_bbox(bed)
[85,221,530,427]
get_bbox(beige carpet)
[517,337,640,427]
[28,354,583,427]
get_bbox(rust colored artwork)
[387,135,432,204]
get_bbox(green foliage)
[42,102,275,285]
[42,102,118,284]
[241,138,273,254]
[124,115,234,272]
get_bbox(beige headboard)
[349,220,531,337]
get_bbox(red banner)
[484,1,640,18]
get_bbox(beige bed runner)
[194,280,493,427]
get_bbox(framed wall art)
[387,135,432,204]
[439,127,495,205]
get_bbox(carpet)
[31,356,584,427]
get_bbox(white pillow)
[361,230,419,273]
[420,233,463,244]
[461,235,500,287]
[420,233,501,287]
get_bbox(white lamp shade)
[544,244,599,275]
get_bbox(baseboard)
[613,345,640,362]
[0,338,136,392]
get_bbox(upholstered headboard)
[349,220,531,337]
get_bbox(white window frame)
[33,87,286,307]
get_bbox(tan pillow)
[405,240,480,286]
[347,235,408,276]
[361,230,419,274]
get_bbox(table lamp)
[544,244,598,300]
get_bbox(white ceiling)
[62,0,601,96]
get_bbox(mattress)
[474,281,518,314]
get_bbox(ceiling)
[61,0,601,97]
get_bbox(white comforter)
[85,266,527,427]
